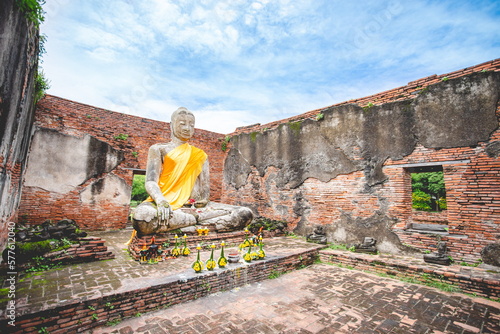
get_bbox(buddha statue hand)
[157,200,173,226]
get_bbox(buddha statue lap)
[132,107,253,237]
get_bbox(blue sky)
[40,0,500,134]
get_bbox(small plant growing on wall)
[16,1,50,103]
[35,70,50,103]
[288,121,302,136]
[315,113,324,121]
[417,87,429,95]
[221,135,231,151]
[114,133,129,140]
[362,102,374,111]
[250,132,259,142]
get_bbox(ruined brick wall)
[224,60,500,262]
[386,105,500,262]
[0,0,39,252]
[17,96,225,230]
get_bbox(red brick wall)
[320,249,500,299]
[224,59,500,262]
[17,96,226,230]
[382,100,500,261]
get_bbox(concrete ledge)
[320,249,500,299]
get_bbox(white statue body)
[132,107,253,236]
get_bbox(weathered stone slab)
[24,128,124,193]
[481,243,500,267]
[410,223,449,232]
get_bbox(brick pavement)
[1,229,322,333]
[89,263,500,334]
[3,229,320,318]
[3,228,500,333]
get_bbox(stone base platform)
[128,231,284,261]
[1,229,321,334]
[127,229,285,261]
[127,231,246,261]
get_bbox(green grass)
[268,266,285,279]
[106,318,122,327]
[327,243,356,252]
[327,243,350,251]
[316,259,463,294]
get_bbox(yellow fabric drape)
[145,143,207,210]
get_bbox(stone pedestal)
[127,230,251,261]
[423,241,452,266]
[354,237,378,254]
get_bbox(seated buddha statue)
[132,107,253,236]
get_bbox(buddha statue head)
[171,107,195,142]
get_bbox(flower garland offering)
[239,228,252,249]
[196,226,210,236]
[243,245,253,263]
[206,244,217,271]
[217,241,228,268]
[251,248,258,260]
[171,234,181,257]
[182,234,190,256]
[257,236,266,259]
[192,244,204,273]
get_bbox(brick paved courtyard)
[90,262,500,334]
[2,228,500,333]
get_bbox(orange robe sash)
[146,143,207,210]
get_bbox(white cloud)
[40,0,500,134]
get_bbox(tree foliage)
[411,172,447,211]
[16,0,45,27]
[131,175,148,202]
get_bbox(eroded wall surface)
[224,71,500,260]
[0,0,39,252]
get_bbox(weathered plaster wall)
[18,96,226,230]
[224,70,500,260]
[0,0,39,252]
[24,129,124,193]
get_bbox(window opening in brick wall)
[409,165,447,212]
[130,171,147,209]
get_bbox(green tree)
[411,172,447,211]
[131,175,148,203]
[412,190,432,211]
